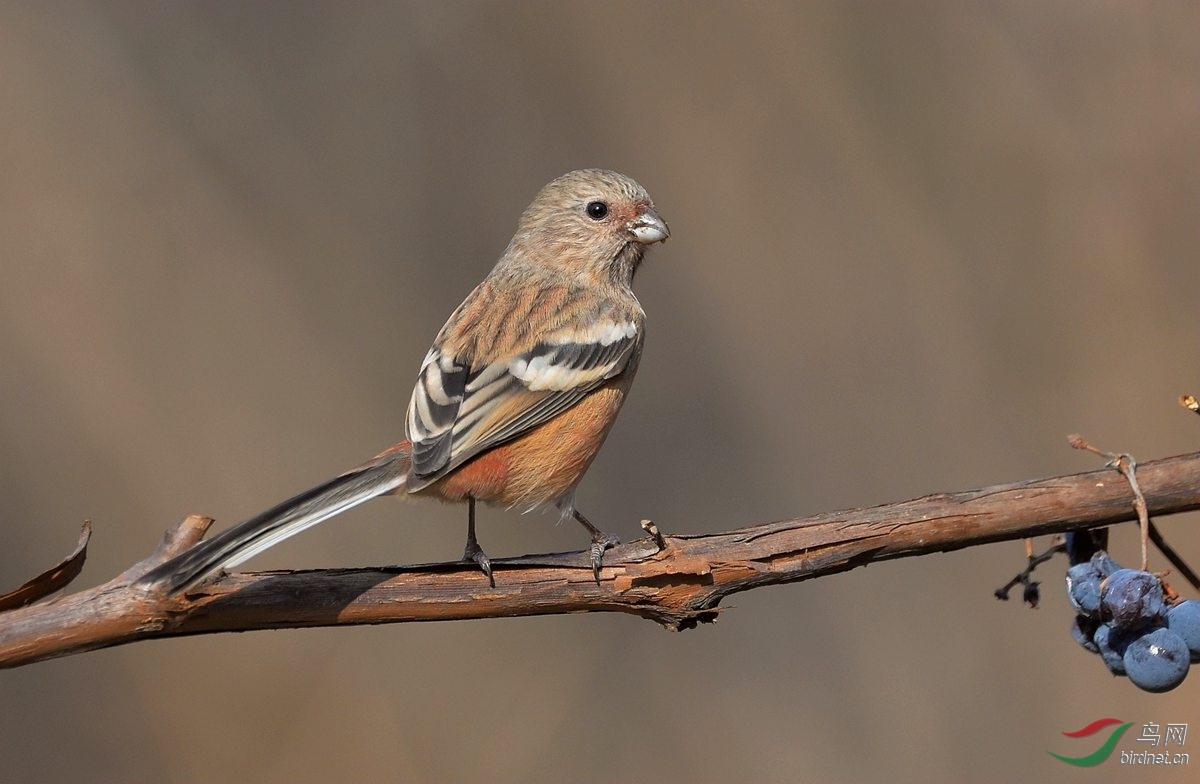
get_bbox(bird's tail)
[139,443,412,594]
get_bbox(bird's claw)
[463,541,494,588]
[588,531,620,584]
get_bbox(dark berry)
[1093,623,1129,675]
[1123,627,1190,693]
[1071,615,1099,653]
[1165,600,1200,663]
[1066,562,1103,616]
[1101,569,1164,632]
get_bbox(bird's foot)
[587,530,620,584]
[572,509,619,584]
[462,540,494,588]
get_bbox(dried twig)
[1148,520,1200,590]
[0,522,91,611]
[994,538,1067,606]
[1068,435,1150,570]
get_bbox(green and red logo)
[1047,718,1134,766]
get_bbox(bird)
[140,169,669,594]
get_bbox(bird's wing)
[405,318,641,489]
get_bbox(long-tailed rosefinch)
[142,169,669,591]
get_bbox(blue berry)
[1066,563,1103,616]
[1165,600,1200,663]
[1101,569,1164,631]
[1123,627,1190,692]
[1064,551,1123,618]
[1093,623,1128,675]
[1071,615,1099,653]
[1090,550,1120,577]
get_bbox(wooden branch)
[3,451,1200,669]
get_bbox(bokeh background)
[2,2,1199,782]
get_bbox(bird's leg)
[462,497,494,587]
[573,510,620,584]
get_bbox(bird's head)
[510,169,669,284]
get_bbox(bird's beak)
[628,207,670,245]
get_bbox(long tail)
[139,443,411,594]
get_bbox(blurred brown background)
[2,2,1198,782]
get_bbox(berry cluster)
[1067,551,1200,692]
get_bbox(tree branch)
[3,451,1200,669]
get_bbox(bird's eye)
[585,201,609,220]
